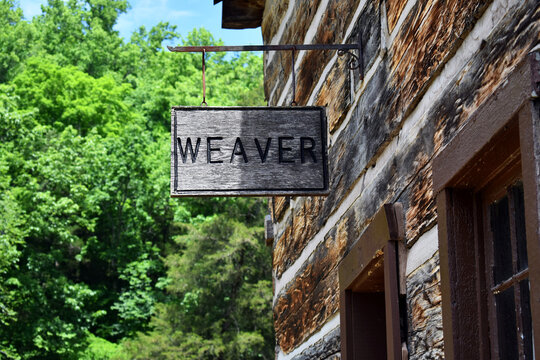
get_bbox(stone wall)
[262,0,540,358]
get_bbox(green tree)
[11,58,132,134]
[123,212,274,360]
[0,0,36,83]
[0,0,271,357]
[32,0,128,77]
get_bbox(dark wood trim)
[490,268,530,294]
[384,241,402,359]
[434,51,540,359]
[340,289,355,359]
[339,203,404,291]
[481,174,524,359]
[217,0,264,29]
[518,99,540,355]
[436,189,483,360]
[339,203,405,360]
[473,192,491,360]
[508,186,526,359]
[433,59,531,193]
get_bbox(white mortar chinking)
[276,314,341,360]
[406,225,439,276]
[272,0,366,106]
[267,0,296,63]
[272,0,522,300]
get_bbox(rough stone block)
[273,196,324,278]
[404,162,436,244]
[273,217,352,353]
[293,0,363,106]
[314,55,352,132]
[272,196,290,222]
[348,0,382,85]
[265,0,362,105]
[264,0,323,102]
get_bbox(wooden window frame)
[338,203,406,360]
[433,53,540,359]
[483,179,533,359]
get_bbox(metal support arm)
[167,41,363,79]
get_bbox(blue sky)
[17,0,263,46]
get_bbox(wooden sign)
[171,106,328,197]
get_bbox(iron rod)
[167,44,360,53]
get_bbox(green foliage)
[128,27,265,130]
[11,58,132,134]
[0,0,36,83]
[33,0,128,77]
[123,214,273,360]
[0,0,271,358]
[81,334,129,360]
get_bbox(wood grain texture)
[272,196,290,221]
[274,223,349,353]
[273,196,324,279]
[262,0,539,356]
[221,0,264,29]
[263,0,323,101]
[170,106,329,197]
[386,0,408,33]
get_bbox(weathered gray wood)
[264,214,274,246]
[171,106,329,197]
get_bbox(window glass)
[490,196,513,284]
[511,183,528,271]
[495,286,518,360]
[520,279,533,358]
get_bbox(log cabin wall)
[261,0,539,358]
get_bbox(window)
[484,181,533,359]
[338,203,407,360]
[433,55,540,359]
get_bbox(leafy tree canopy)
[0,0,271,358]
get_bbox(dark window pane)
[495,287,518,360]
[490,196,513,284]
[511,182,528,271]
[519,280,533,359]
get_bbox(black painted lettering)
[207,137,223,164]
[300,137,317,163]
[230,137,248,163]
[178,137,201,163]
[254,138,272,163]
[278,136,295,163]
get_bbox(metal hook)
[338,42,363,80]
[201,49,208,106]
[291,47,297,106]
[337,49,360,70]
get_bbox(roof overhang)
[213,0,265,29]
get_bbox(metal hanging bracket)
[168,40,363,106]
[167,41,364,79]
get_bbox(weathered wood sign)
[171,106,328,197]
